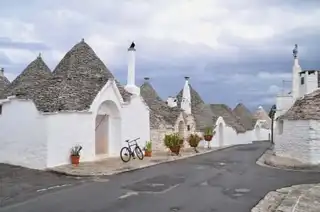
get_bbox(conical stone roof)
[3,55,52,98]
[0,70,10,97]
[253,106,271,129]
[32,40,131,112]
[176,84,205,111]
[210,104,246,133]
[233,103,257,130]
[140,80,181,128]
[176,84,217,131]
[280,89,320,120]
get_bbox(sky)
[1,0,320,111]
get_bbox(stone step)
[275,184,316,212]
[251,184,315,212]
[285,185,320,212]
[251,191,286,212]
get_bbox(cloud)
[0,0,320,110]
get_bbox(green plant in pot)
[188,134,202,153]
[204,127,216,149]
[164,133,181,155]
[144,141,152,157]
[70,145,82,166]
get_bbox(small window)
[0,105,2,115]
[301,77,305,85]
[187,125,190,131]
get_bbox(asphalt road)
[1,141,320,212]
[0,163,84,207]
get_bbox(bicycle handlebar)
[127,137,140,143]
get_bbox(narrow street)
[1,141,320,212]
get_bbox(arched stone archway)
[218,123,224,147]
[95,100,121,158]
[255,125,261,141]
[178,121,185,140]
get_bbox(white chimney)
[125,41,140,95]
[181,76,192,114]
[0,68,4,77]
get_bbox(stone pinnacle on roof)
[176,82,217,131]
[176,84,204,110]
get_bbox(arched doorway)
[178,121,185,140]
[255,126,261,141]
[95,100,121,158]
[218,123,224,147]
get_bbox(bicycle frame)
[126,137,140,155]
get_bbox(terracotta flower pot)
[145,150,152,157]
[71,155,80,166]
[170,146,181,155]
[204,135,213,141]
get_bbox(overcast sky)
[1,0,320,110]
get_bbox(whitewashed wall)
[122,95,150,151]
[275,120,320,164]
[309,120,320,163]
[237,131,253,145]
[90,80,124,158]
[45,112,94,168]
[275,120,313,164]
[0,99,47,169]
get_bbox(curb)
[256,150,320,173]
[48,145,234,177]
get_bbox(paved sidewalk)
[257,149,320,172]
[252,184,320,212]
[49,146,229,177]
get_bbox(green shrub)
[145,141,152,151]
[204,127,214,136]
[188,134,202,147]
[164,133,181,148]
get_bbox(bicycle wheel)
[120,147,131,162]
[135,146,144,160]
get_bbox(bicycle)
[120,137,144,162]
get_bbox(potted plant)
[70,145,82,166]
[144,141,152,157]
[204,127,216,149]
[204,127,214,141]
[188,134,202,153]
[164,133,181,155]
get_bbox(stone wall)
[151,123,174,152]
[151,113,197,152]
[274,120,313,164]
[309,120,320,163]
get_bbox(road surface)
[1,141,320,212]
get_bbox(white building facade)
[0,40,150,169]
[275,44,320,164]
